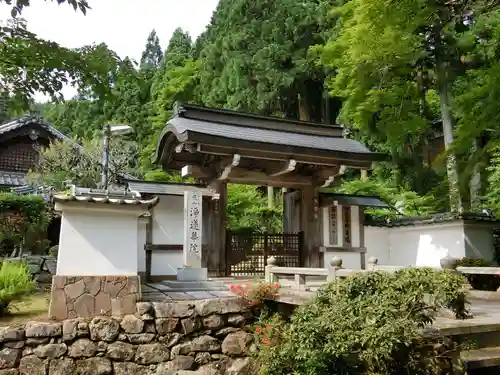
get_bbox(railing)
[265,255,500,291]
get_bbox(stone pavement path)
[141,282,236,302]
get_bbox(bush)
[0,194,49,256]
[0,261,35,315]
[48,245,59,257]
[457,257,500,291]
[229,281,279,307]
[257,268,468,375]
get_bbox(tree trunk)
[436,59,463,213]
[469,138,482,210]
[267,186,274,209]
[298,92,311,122]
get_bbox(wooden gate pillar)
[300,186,321,268]
[207,181,228,276]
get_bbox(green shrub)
[457,257,500,291]
[257,268,468,375]
[0,261,36,315]
[48,245,59,257]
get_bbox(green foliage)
[337,178,438,218]
[48,245,58,257]
[12,0,500,221]
[1,15,121,109]
[0,194,49,256]
[26,138,141,190]
[0,261,35,315]
[140,30,163,71]
[0,194,46,223]
[227,185,283,233]
[257,268,468,375]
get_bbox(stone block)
[33,343,67,359]
[48,358,75,375]
[68,339,97,358]
[177,268,208,281]
[25,322,61,338]
[18,355,46,375]
[153,303,195,319]
[0,328,24,343]
[172,336,220,356]
[134,344,170,364]
[126,334,155,345]
[120,315,144,334]
[157,355,195,374]
[0,349,20,369]
[106,342,136,361]
[89,318,120,342]
[222,332,252,356]
[156,318,179,335]
[112,362,152,375]
[202,315,225,330]
[74,358,112,375]
[195,298,246,317]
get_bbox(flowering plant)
[253,312,282,346]
[228,281,279,306]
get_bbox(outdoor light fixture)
[101,123,134,189]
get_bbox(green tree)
[1,1,121,109]
[143,28,196,170]
[198,0,339,121]
[140,29,163,72]
[319,0,500,212]
[26,138,141,190]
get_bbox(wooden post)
[300,186,321,267]
[209,181,228,277]
[145,215,153,282]
[263,232,269,268]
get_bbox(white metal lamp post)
[101,123,133,189]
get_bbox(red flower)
[263,339,270,345]
[255,327,261,333]
[273,283,279,289]
[265,324,271,330]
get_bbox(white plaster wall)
[58,211,138,276]
[464,225,495,262]
[152,196,184,245]
[151,252,184,276]
[364,222,466,268]
[149,196,184,276]
[364,226,390,265]
[323,251,362,270]
[137,220,147,273]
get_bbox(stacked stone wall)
[0,299,257,375]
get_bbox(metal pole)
[101,124,110,189]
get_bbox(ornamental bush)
[229,281,279,306]
[257,268,469,375]
[0,261,35,315]
[0,194,49,256]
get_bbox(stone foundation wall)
[49,276,141,320]
[0,299,256,375]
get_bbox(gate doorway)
[225,231,303,277]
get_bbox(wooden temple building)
[154,103,386,274]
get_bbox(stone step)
[144,280,228,292]
[462,347,500,369]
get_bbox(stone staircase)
[429,297,500,373]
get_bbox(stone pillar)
[177,191,207,281]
